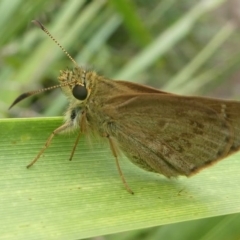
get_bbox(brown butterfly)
[9,20,240,194]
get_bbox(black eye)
[72,85,88,100]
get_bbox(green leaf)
[1,117,240,239]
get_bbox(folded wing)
[103,94,240,177]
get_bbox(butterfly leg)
[69,131,81,161]
[69,111,87,161]
[107,134,134,194]
[26,123,71,168]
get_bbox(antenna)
[32,20,79,68]
[9,82,73,109]
[9,20,80,109]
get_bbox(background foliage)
[1,0,240,239]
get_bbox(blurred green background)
[1,0,240,239]
[2,0,240,119]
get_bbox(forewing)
[115,80,174,95]
[103,94,237,177]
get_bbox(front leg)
[69,111,88,161]
[27,123,72,168]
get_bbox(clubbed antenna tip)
[8,83,71,109]
[8,92,32,110]
[31,20,44,30]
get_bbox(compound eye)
[72,85,88,100]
